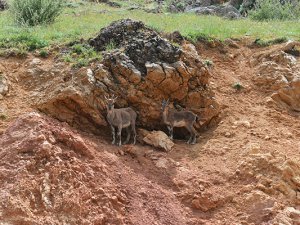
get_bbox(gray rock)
[188,5,242,19]
[90,19,181,75]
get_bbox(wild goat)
[105,95,137,146]
[161,99,198,144]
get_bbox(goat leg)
[167,126,173,140]
[111,125,116,145]
[132,124,136,145]
[123,127,131,145]
[117,125,122,146]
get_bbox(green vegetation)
[10,0,65,26]
[0,114,8,121]
[62,43,101,68]
[253,37,288,47]
[250,0,300,21]
[39,49,49,58]
[233,82,244,91]
[203,59,213,68]
[105,41,117,52]
[0,2,299,53]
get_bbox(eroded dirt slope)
[1,39,300,224]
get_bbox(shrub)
[249,0,300,21]
[10,0,65,26]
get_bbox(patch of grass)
[0,32,48,53]
[105,41,117,51]
[0,2,299,52]
[253,37,288,47]
[62,43,102,68]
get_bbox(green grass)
[0,2,299,52]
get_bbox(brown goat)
[161,99,198,144]
[105,95,137,146]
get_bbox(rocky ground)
[0,20,300,224]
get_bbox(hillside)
[1,1,300,225]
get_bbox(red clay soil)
[1,39,300,224]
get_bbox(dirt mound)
[0,113,189,225]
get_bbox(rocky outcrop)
[187,4,241,19]
[168,0,226,13]
[29,19,219,134]
[89,19,181,74]
[234,152,300,205]
[251,41,300,112]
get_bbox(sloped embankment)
[0,113,189,225]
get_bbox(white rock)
[143,130,174,151]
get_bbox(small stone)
[155,158,168,169]
[118,149,124,156]
[30,58,42,66]
[224,132,231,138]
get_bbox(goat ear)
[104,95,109,100]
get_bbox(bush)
[10,0,65,26]
[249,0,300,21]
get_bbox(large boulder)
[168,0,226,13]
[26,19,219,135]
[187,4,242,19]
[251,41,300,112]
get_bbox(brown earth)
[1,38,300,224]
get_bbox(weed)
[233,82,243,91]
[39,49,49,58]
[203,59,214,68]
